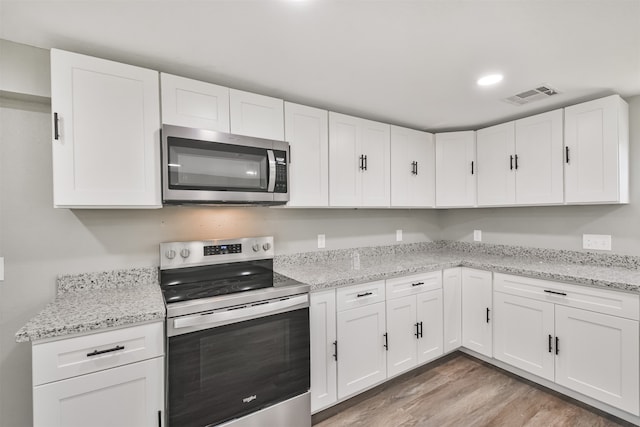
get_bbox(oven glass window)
[168,308,310,427]
[168,137,268,191]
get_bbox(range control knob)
[165,249,176,260]
[262,242,271,251]
[180,248,191,259]
[252,243,260,252]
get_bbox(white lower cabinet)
[310,290,337,413]
[443,267,462,353]
[461,268,493,357]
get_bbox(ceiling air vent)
[503,85,559,106]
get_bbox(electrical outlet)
[317,234,325,249]
[583,234,612,251]
[396,229,403,242]
[473,230,482,242]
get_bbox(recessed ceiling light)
[477,74,504,86]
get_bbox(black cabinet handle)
[510,155,514,170]
[486,307,490,323]
[555,337,559,355]
[415,322,420,338]
[471,161,474,175]
[363,155,368,171]
[414,161,418,175]
[158,410,162,427]
[356,291,373,298]
[565,146,570,164]
[383,333,388,350]
[515,154,519,170]
[419,321,423,338]
[54,112,60,140]
[359,155,364,170]
[544,289,567,296]
[411,282,425,287]
[333,340,338,361]
[548,334,553,353]
[87,345,124,357]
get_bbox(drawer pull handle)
[87,345,125,357]
[548,334,552,353]
[544,289,567,296]
[356,292,373,298]
[411,282,425,287]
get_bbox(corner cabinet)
[461,268,492,357]
[32,322,165,427]
[564,94,629,204]
[390,126,435,207]
[329,113,391,207]
[229,89,284,140]
[50,49,161,208]
[443,267,462,353]
[435,131,476,207]
[284,102,329,207]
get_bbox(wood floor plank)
[314,354,633,427]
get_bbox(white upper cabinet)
[564,95,629,204]
[390,126,435,207]
[476,110,563,206]
[329,112,390,207]
[160,73,230,132]
[284,102,329,207]
[229,88,284,140]
[435,131,476,208]
[50,49,161,208]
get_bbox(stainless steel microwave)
[161,125,289,205]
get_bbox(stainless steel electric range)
[159,236,310,427]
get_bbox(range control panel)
[160,236,274,270]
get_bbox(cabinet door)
[285,102,329,207]
[329,112,361,206]
[33,357,164,427]
[310,290,337,413]
[390,126,435,207]
[386,295,418,377]
[50,49,161,208]
[160,73,230,132]
[493,292,555,381]
[443,267,462,353]
[416,289,443,364]
[461,268,493,357]
[564,95,629,204]
[360,118,391,207]
[435,131,476,207]
[476,122,516,206]
[555,305,639,415]
[515,109,564,205]
[337,302,387,399]
[229,88,284,140]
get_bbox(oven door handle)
[172,294,308,332]
[267,149,276,193]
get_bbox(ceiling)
[1,0,639,132]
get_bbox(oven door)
[167,303,310,427]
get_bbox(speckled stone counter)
[16,267,165,343]
[274,241,640,294]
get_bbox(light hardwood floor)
[313,353,634,427]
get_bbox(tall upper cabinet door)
[390,126,435,207]
[329,112,361,206]
[476,122,516,206]
[160,73,230,132]
[564,95,629,204]
[51,49,161,208]
[514,109,564,205]
[284,102,329,207]
[360,118,391,207]
[229,89,284,140]
[435,131,476,207]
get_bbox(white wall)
[439,95,640,256]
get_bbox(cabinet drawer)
[494,273,639,320]
[386,271,442,300]
[336,281,385,311]
[33,321,164,386]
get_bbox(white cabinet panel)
[386,295,418,377]
[435,131,476,207]
[416,289,443,364]
[461,268,492,357]
[564,95,629,204]
[385,271,441,300]
[390,126,435,207]
[476,121,516,206]
[34,357,164,427]
[310,290,337,413]
[284,102,329,207]
[443,267,462,353]
[361,120,391,206]
[555,305,639,415]
[51,49,161,208]
[229,88,284,140]
[493,292,555,381]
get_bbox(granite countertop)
[16,267,165,343]
[274,242,640,294]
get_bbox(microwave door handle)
[267,149,276,192]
